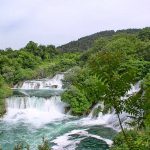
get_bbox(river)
[0,74,139,150]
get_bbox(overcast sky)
[0,0,150,49]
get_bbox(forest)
[0,41,81,116]
[0,27,150,150]
[58,29,140,52]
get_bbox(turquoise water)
[0,117,116,150]
[0,75,117,150]
[0,95,117,150]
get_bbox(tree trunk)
[116,113,132,150]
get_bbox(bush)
[111,129,150,150]
[0,76,12,116]
[62,86,91,115]
[38,138,51,150]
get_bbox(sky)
[0,0,150,49]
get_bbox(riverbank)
[0,76,12,117]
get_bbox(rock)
[51,85,58,88]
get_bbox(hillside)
[58,29,140,52]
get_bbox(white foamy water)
[3,74,68,127]
[4,96,67,126]
[80,82,141,131]
[121,82,141,100]
[14,74,64,90]
[52,129,113,150]
[80,111,130,131]
[6,80,140,130]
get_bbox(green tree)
[18,51,41,69]
[62,66,106,115]
[25,41,38,54]
[88,50,137,149]
[138,27,150,41]
[62,85,91,115]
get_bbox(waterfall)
[4,73,141,129]
[13,74,64,97]
[4,96,67,126]
[3,74,67,126]
[81,82,141,131]
[121,82,141,100]
[1,73,128,149]
[88,103,104,118]
[14,74,64,90]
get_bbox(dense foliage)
[61,27,150,149]
[62,30,150,116]
[111,129,150,150]
[0,41,80,86]
[58,29,140,52]
[62,66,106,115]
[0,41,80,116]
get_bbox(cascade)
[4,96,67,125]
[14,74,64,90]
[13,74,64,97]
[3,74,67,126]
[82,82,141,131]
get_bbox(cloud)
[0,0,150,49]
